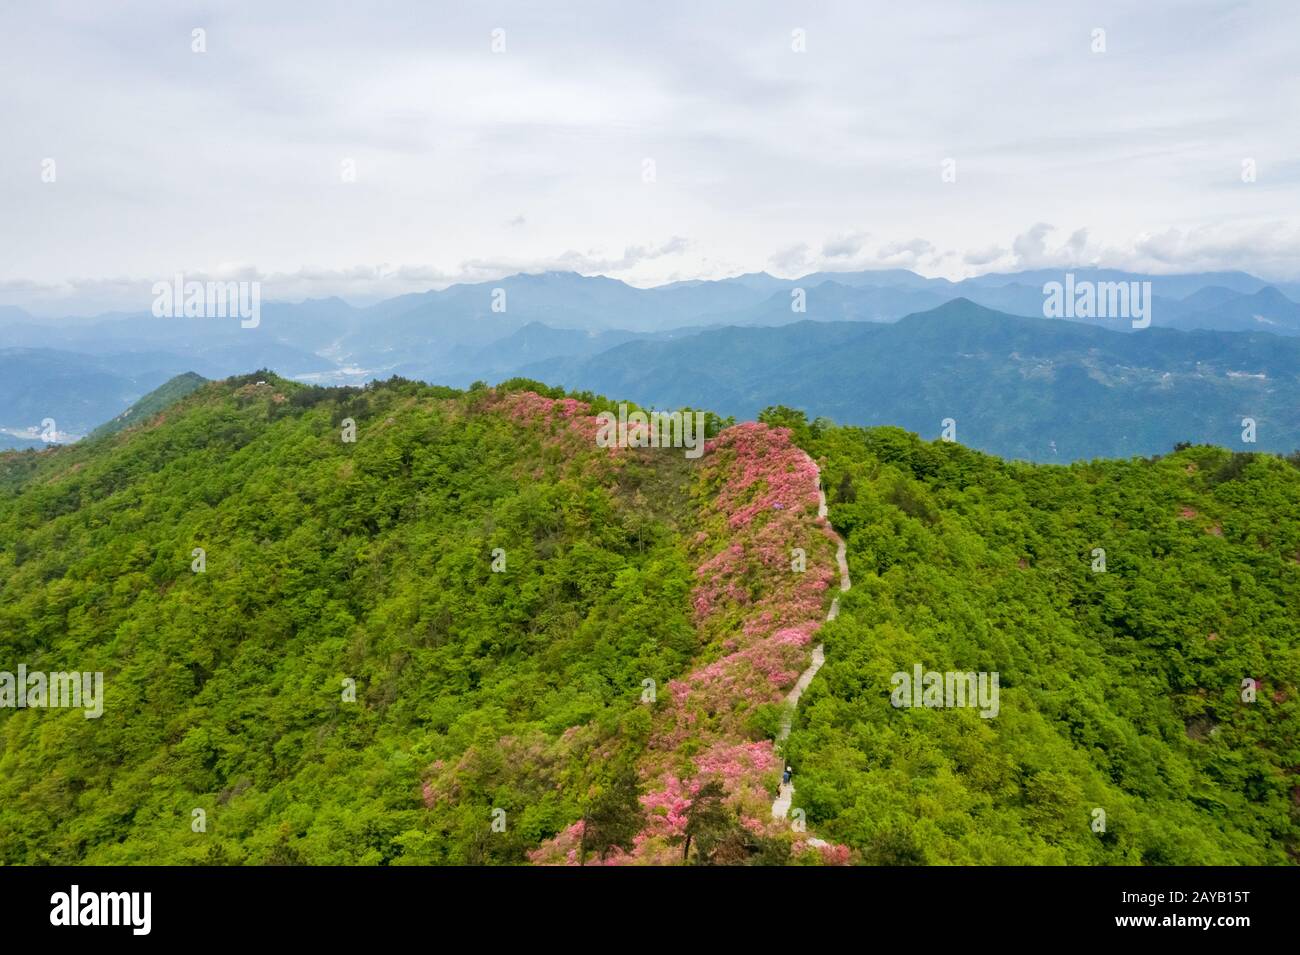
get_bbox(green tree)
[579,762,643,864]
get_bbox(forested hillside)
[0,375,707,862]
[523,300,1300,461]
[1,375,1295,865]
[0,374,844,864]
[775,410,1300,864]
[89,372,207,439]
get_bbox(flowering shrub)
[703,423,822,530]
[494,390,604,447]
[511,410,850,864]
[796,841,853,866]
[497,390,591,424]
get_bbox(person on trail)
[782,766,792,786]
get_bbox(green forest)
[774,410,1300,864]
[0,375,716,863]
[0,375,1295,864]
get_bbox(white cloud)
[1,0,1299,312]
[876,238,938,268]
[822,232,870,259]
[767,243,814,276]
[2,238,696,315]
[964,245,1008,266]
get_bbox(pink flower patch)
[531,420,842,864]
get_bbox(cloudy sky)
[2,0,1298,314]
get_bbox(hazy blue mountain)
[0,432,45,451]
[956,282,1197,331]
[1176,285,1245,311]
[522,320,874,414]
[4,269,1298,409]
[520,299,1300,462]
[693,280,953,326]
[802,268,953,291]
[0,306,32,325]
[674,269,1300,334]
[0,303,344,377]
[687,268,953,293]
[384,323,649,388]
[0,348,180,439]
[357,270,763,334]
[659,271,792,294]
[945,269,1300,335]
[957,267,1270,299]
[1165,286,1300,334]
[645,278,770,315]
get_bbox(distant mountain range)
[0,347,199,446]
[523,299,1300,461]
[3,267,1299,456]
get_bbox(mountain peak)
[911,296,1007,321]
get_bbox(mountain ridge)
[520,299,1300,461]
[5,270,1300,452]
[2,374,1295,864]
